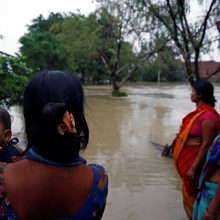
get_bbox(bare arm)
[187,119,218,180]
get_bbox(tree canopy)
[0,56,32,106]
[1,0,219,106]
[137,0,220,83]
[19,13,68,72]
[16,0,220,96]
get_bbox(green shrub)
[112,90,127,97]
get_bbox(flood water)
[9,82,220,220]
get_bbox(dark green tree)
[19,12,108,83]
[57,13,107,83]
[95,0,168,95]
[138,48,184,82]
[0,56,32,106]
[19,13,68,72]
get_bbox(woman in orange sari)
[173,79,220,220]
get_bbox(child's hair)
[0,107,11,130]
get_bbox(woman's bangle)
[204,208,217,219]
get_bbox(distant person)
[0,107,22,163]
[0,70,108,219]
[173,80,220,219]
[192,134,220,220]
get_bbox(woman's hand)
[187,167,196,181]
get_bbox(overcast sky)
[0,0,96,55]
[0,0,219,61]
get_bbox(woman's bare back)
[3,159,93,219]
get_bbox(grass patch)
[112,90,128,97]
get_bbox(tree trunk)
[112,77,120,92]
[157,70,161,83]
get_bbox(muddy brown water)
[10,83,220,220]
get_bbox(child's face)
[0,122,11,150]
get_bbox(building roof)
[197,60,220,78]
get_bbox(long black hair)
[23,70,89,163]
[193,79,216,107]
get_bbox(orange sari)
[173,104,220,219]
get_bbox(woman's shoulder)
[205,135,220,164]
[200,111,220,122]
[88,163,107,173]
[88,163,108,191]
[70,164,108,219]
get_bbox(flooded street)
[10,82,220,220]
